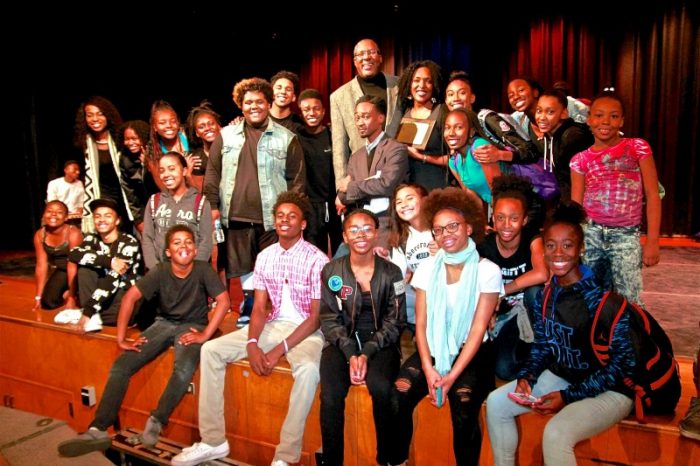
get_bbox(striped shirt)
[570,138,652,227]
[253,238,329,322]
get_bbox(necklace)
[95,139,108,144]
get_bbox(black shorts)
[224,221,278,278]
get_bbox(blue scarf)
[426,239,479,375]
[159,130,190,156]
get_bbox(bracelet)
[246,338,258,345]
[282,338,289,354]
[422,154,427,164]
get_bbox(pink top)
[253,238,329,321]
[570,138,652,227]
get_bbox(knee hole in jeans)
[395,377,411,393]
[456,386,472,403]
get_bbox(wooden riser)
[0,276,698,466]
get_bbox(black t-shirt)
[270,113,305,135]
[137,261,225,325]
[298,127,335,202]
[478,229,539,314]
[356,288,375,343]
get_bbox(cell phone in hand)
[508,391,540,406]
[436,386,443,408]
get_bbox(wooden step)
[111,427,249,466]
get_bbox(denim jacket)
[218,120,300,231]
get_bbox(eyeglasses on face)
[346,224,376,237]
[353,49,380,61]
[431,221,463,237]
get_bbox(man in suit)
[335,96,408,249]
[330,38,401,188]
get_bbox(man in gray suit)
[330,38,401,187]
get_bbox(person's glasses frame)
[431,221,463,237]
[346,224,376,237]
[353,49,380,61]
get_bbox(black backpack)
[541,287,681,422]
[589,291,681,421]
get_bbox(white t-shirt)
[412,256,503,342]
[47,177,85,215]
[390,226,433,276]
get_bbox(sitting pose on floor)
[319,209,406,466]
[392,187,502,466]
[486,203,637,466]
[58,225,229,457]
[33,201,83,310]
[68,198,141,332]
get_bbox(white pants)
[198,320,323,463]
[486,370,633,466]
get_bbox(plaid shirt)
[570,138,652,227]
[253,238,329,321]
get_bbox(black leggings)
[41,267,68,309]
[392,342,495,466]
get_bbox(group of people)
[39,35,694,466]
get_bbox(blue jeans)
[486,370,633,466]
[583,221,643,305]
[91,318,205,430]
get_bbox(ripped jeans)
[392,342,494,466]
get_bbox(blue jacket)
[517,265,635,403]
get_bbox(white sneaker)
[271,460,290,466]
[83,313,103,332]
[54,308,83,324]
[171,441,229,466]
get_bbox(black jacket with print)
[320,254,406,361]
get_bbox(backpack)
[149,192,206,230]
[590,291,680,421]
[477,109,560,201]
[542,287,681,422]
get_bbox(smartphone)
[435,386,443,408]
[508,391,540,406]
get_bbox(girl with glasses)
[391,187,502,466]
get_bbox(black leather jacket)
[320,254,406,361]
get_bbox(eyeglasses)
[353,49,380,61]
[431,221,463,237]
[346,224,376,237]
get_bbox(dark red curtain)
[300,3,699,235]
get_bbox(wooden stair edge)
[111,427,253,466]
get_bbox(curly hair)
[421,187,486,244]
[185,100,221,148]
[388,183,429,250]
[398,60,444,113]
[73,96,123,149]
[149,100,181,160]
[492,175,533,212]
[233,78,273,109]
[272,191,312,221]
[270,70,300,94]
[543,202,587,245]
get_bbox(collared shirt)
[253,238,329,322]
[366,131,386,154]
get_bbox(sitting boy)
[47,160,85,226]
[66,198,141,332]
[58,224,230,457]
